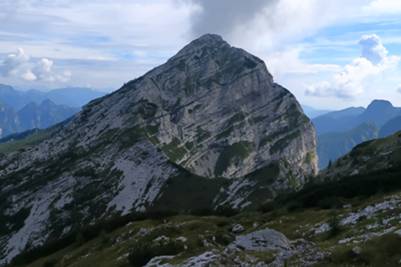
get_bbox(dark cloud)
[189,0,277,37]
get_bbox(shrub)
[215,219,230,228]
[317,197,342,210]
[328,246,363,265]
[359,233,401,266]
[257,201,278,213]
[100,230,110,246]
[128,240,184,267]
[286,201,304,212]
[128,243,154,267]
[327,234,401,266]
[213,231,233,246]
[327,211,341,238]
[275,166,401,212]
[42,259,58,267]
[213,206,239,217]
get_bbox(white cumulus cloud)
[306,34,399,99]
[0,48,71,83]
[0,48,30,77]
[21,70,36,81]
[359,34,388,64]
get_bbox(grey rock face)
[0,34,317,264]
[128,34,317,179]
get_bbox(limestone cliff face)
[0,34,317,264]
[116,34,318,179]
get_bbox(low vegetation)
[128,240,184,267]
[321,234,401,266]
[265,164,401,212]
[7,162,401,267]
[214,141,252,176]
[0,129,51,154]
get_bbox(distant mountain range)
[0,84,105,109]
[302,105,331,119]
[0,84,105,138]
[379,115,401,138]
[0,99,78,138]
[317,123,379,169]
[313,100,401,169]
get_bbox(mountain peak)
[367,99,394,111]
[186,34,227,48]
[163,33,270,87]
[41,98,56,106]
[173,33,230,59]
[0,84,16,93]
[195,33,225,43]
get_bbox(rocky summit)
[0,34,317,264]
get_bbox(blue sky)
[1,0,401,109]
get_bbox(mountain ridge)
[0,99,78,138]
[321,130,401,179]
[0,84,105,109]
[313,99,401,168]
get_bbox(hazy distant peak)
[366,99,394,111]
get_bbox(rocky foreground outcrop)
[0,34,317,264]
